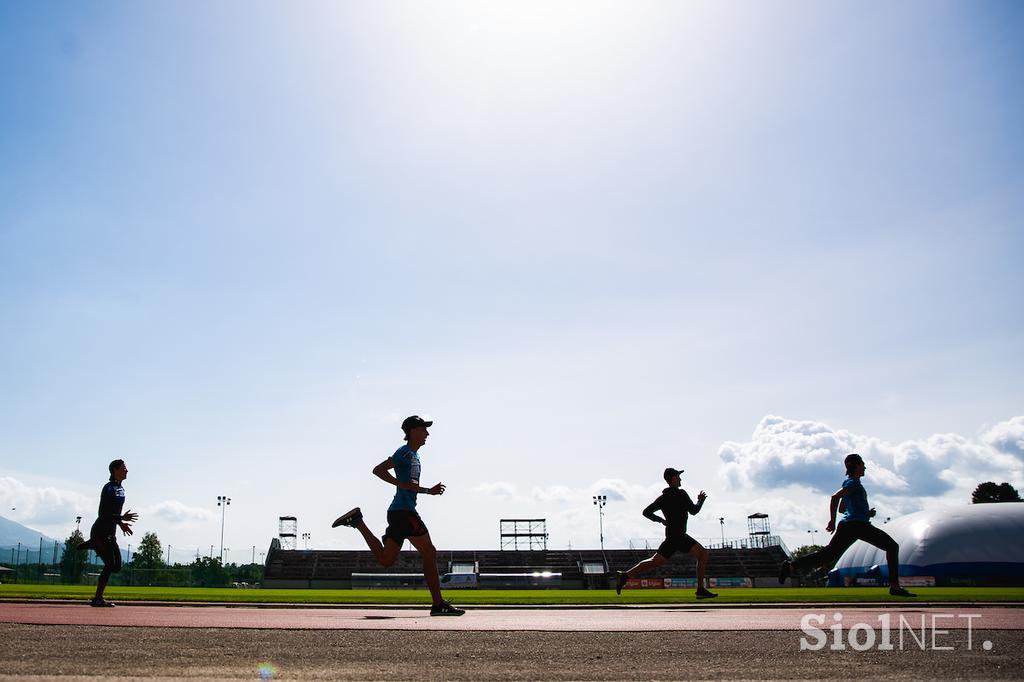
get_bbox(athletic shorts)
[383,510,429,545]
[86,533,123,574]
[657,532,697,559]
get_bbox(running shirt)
[841,476,871,523]
[92,478,126,537]
[643,487,701,534]
[388,445,421,512]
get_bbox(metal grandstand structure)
[500,518,548,551]
[746,513,773,548]
[278,516,298,550]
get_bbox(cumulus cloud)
[718,415,1024,499]
[528,479,663,505]
[984,416,1024,461]
[0,477,92,526]
[472,482,518,498]
[531,485,575,503]
[143,500,215,525]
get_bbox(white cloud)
[718,415,1024,500]
[531,485,575,503]
[143,500,216,525]
[472,482,518,499]
[983,416,1024,461]
[0,477,92,527]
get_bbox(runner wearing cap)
[332,415,465,616]
[778,453,915,597]
[615,467,718,599]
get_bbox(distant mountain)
[0,516,132,564]
[0,515,59,548]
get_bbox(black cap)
[663,467,684,483]
[401,415,433,433]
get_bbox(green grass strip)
[1,584,1022,605]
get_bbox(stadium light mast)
[217,495,231,562]
[719,517,725,546]
[302,532,311,550]
[592,495,608,552]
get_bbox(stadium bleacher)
[263,545,790,589]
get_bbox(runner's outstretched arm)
[371,459,445,495]
[642,500,666,525]
[689,491,707,515]
[826,488,848,532]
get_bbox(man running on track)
[332,415,464,616]
[616,467,718,599]
[778,453,915,597]
[77,459,137,607]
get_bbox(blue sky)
[2,2,1022,562]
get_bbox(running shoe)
[615,571,628,596]
[430,600,466,616]
[332,507,362,528]
[778,560,792,584]
[889,586,916,597]
[695,587,718,599]
[90,598,115,608]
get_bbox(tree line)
[51,529,264,587]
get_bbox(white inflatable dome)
[831,503,1024,579]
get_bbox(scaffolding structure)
[747,512,772,548]
[499,518,548,551]
[279,516,298,550]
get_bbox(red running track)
[1,603,1021,631]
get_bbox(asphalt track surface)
[1,603,1022,680]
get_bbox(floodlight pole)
[302,532,311,550]
[719,517,725,546]
[592,495,607,552]
[217,495,231,562]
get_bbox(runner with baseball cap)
[332,415,464,616]
[778,453,915,597]
[615,467,718,599]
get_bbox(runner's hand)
[697,491,708,502]
[825,520,835,534]
[428,483,446,495]
[122,509,138,523]
[119,522,134,536]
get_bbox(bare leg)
[93,568,110,601]
[689,544,708,590]
[355,520,401,567]
[407,532,443,606]
[625,553,667,578]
